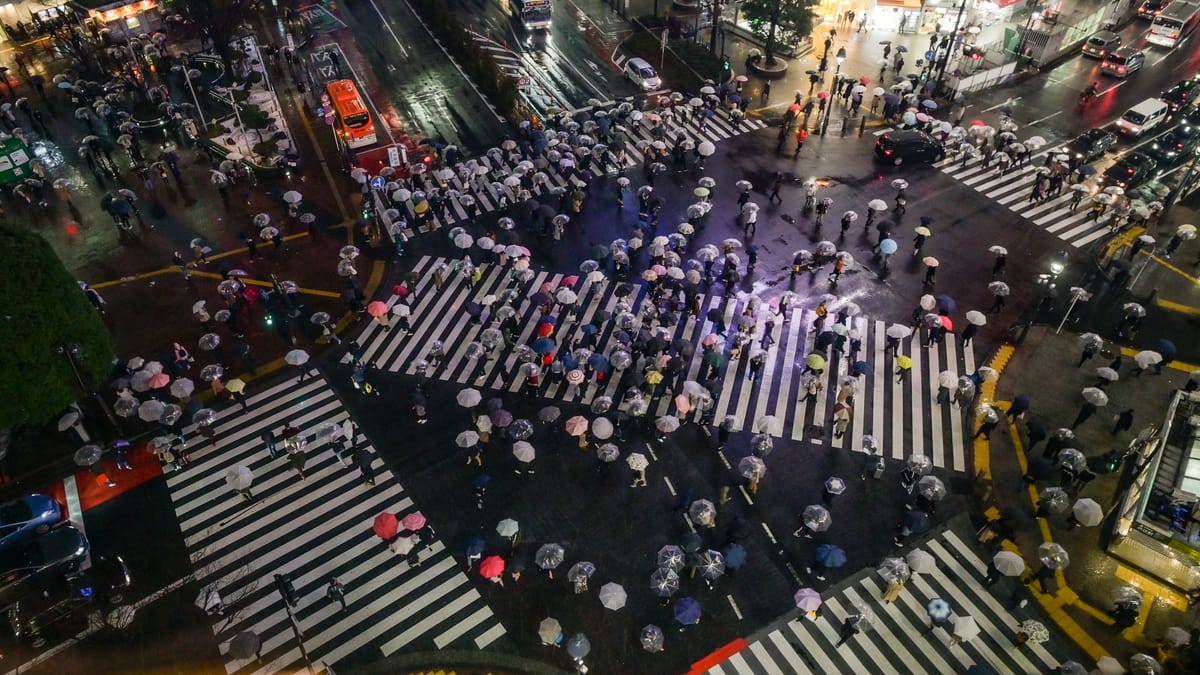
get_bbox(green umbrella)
[703,351,726,368]
[806,353,826,370]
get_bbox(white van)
[624,57,662,91]
[1116,98,1170,136]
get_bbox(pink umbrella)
[939,315,954,331]
[480,555,506,579]
[674,394,692,414]
[817,91,830,100]
[366,301,389,317]
[564,416,589,436]
[148,372,171,389]
[702,333,720,347]
[651,264,668,276]
[401,511,427,531]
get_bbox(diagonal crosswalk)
[163,375,505,673]
[388,112,767,235]
[348,256,976,472]
[701,528,1062,675]
[931,148,1115,249]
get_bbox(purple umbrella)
[490,409,514,427]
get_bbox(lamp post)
[821,48,846,134]
[1055,286,1092,334]
[57,343,121,437]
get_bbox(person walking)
[882,578,905,603]
[288,440,308,480]
[992,252,1007,277]
[1112,408,1134,435]
[326,577,348,613]
[835,615,863,647]
[262,428,278,459]
[1071,401,1098,430]
[987,292,1006,314]
[974,416,999,440]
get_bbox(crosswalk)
[931,147,1115,249]
[701,527,1062,675]
[163,375,505,673]
[390,111,767,234]
[348,255,976,472]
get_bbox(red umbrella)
[480,555,506,579]
[970,119,985,126]
[859,76,871,84]
[939,315,954,331]
[148,372,171,389]
[561,275,579,286]
[817,91,830,100]
[540,281,554,294]
[789,104,802,112]
[536,322,554,337]
[366,301,389,318]
[401,511,427,531]
[373,513,399,540]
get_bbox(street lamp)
[835,47,847,75]
[1055,286,1092,334]
[57,343,121,436]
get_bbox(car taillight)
[1118,66,1127,73]
[884,149,892,155]
[1100,50,1107,56]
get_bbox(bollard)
[859,116,867,137]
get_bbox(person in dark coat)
[289,445,307,480]
[1112,408,1134,435]
[354,444,377,485]
[1071,402,1098,430]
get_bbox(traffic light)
[264,311,275,328]
[274,574,299,607]
[721,55,732,78]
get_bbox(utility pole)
[59,343,121,437]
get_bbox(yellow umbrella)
[805,354,826,370]
[914,226,932,236]
[414,200,429,214]
[225,378,246,393]
[897,355,913,370]
[645,370,665,385]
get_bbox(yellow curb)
[1153,297,1200,316]
[1117,346,1197,373]
[1100,226,1144,261]
[973,344,1015,477]
[1142,252,1200,284]
[1114,564,1189,611]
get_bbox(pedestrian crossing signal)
[274,573,299,607]
[264,312,275,327]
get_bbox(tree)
[0,224,115,429]
[170,0,254,80]
[741,0,815,66]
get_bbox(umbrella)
[953,616,980,640]
[285,349,310,366]
[138,400,165,422]
[794,587,823,611]
[927,598,952,621]
[988,281,1010,296]
[917,475,946,501]
[689,499,716,526]
[886,324,912,339]
[1081,387,1109,407]
[599,582,627,610]
[74,444,102,467]
[674,597,702,625]
[993,551,1025,576]
[1072,498,1104,527]
[538,406,561,423]
[649,567,682,599]
[1018,619,1050,644]
[457,388,482,407]
[1135,350,1163,368]
[806,354,827,371]
[225,379,245,394]
[824,477,846,494]
[640,624,664,652]
[229,631,261,659]
[1097,657,1125,675]
[480,555,505,579]
[538,617,562,645]
[512,441,536,463]
[373,513,399,539]
[878,557,911,583]
[566,634,590,660]
[455,431,480,448]
[535,543,565,571]
[902,510,930,533]
[739,456,767,480]
[803,505,832,532]
[815,544,846,567]
[596,443,620,462]
[906,549,937,574]
[627,452,649,471]
[723,543,747,569]
[1038,541,1070,569]
[1163,626,1191,646]
[568,561,596,582]
[564,416,589,436]
[656,415,681,433]
[922,256,939,268]
[494,518,520,539]
[697,550,726,580]
[1129,654,1163,675]
[965,310,986,326]
[657,545,685,571]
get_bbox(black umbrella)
[614,284,634,298]
[706,308,723,322]
[673,339,695,357]
[681,532,703,553]
[647,337,668,354]
[667,356,685,373]
[876,220,893,233]
[1024,457,1056,481]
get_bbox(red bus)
[325,79,377,149]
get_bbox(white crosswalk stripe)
[349,256,975,471]
[932,148,1115,249]
[701,528,1062,675]
[162,375,504,673]
[389,113,767,236]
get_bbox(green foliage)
[409,0,518,116]
[740,0,815,64]
[0,224,115,428]
[169,0,254,79]
[238,104,270,129]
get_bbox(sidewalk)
[980,325,1196,668]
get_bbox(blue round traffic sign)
[370,176,386,190]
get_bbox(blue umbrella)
[1077,164,1097,177]
[539,315,557,326]
[1158,339,1177,360]
[902,111,916,126]
[927,597,951,620]
[472,474,491,489]
[587,354,611,373]
[851,361,870,376]
[903,510,931,534]
[723,543,747,569]
[581,324,599,335]
[561,355,578,371]
[935,295,956,313]
[533,338,556,355]
[878,238,898,255]
[673,597,702,625]
[465,535,485,556]
[815,544,847,568]
[702,109,715,118]
[530,292,551,306]
[921,99,938,110]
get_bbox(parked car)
[1100,47,1146,77]
[1138,0,1171,19]
[1116,98,1170,136]
[1146,124,1198,165]
[6,554,130,649]
[623,57,661,91]
[1101,152,1159,189]
[0,526,88,607]
[874,130,945,165]
[1160,79,1199,113]
[0,496,62,555]
[1067,128,1118,161]
[1082,30,1122,58]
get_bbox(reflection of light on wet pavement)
[32,140,65,169]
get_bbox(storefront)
[69,0,162,36]
[811,0,874,27]
[871,0,926,34]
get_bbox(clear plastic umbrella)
[877,557,911,583]
[803,504,832,532]
[640,624,665,652]
[1037,542,1070,569]
[1072,498,1104,527]
[689,499,716,526]
[657,545,685,571]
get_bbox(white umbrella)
[952,616,980,640]
[1072,498,1104,527]
[285,349,310,366]
[457,388,482,407]
[992,551,1025,576]
[512,441,536,463]
[599,582,627,610]
[225,466,253,491]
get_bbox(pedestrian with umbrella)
[927,597,952,633]
[835,614,864,647]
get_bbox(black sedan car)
[1067,128,1117,161]
[874,130,945,165]
[0,526,88,607]
[1146,125,1198,166]
[1161,80,1199,114]
[1101,152,1159,190]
